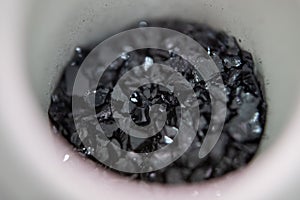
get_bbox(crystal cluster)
[48,20,267,184]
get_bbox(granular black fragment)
[48,20,267,184]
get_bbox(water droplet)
[86,147,95,155]
[250,112,259,123]
[138,21,148,27]
[164,136,173,144]
[75,47,82,54]
[149,173,156,178]
[207,47,211,55]
[63,154,70,162]
[121,52,129,60]
[252,126,262,134]
[130,97,138,103]
[194,75,201,83]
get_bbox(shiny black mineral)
[48,20,267,184]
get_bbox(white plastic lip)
[1,0,300,200]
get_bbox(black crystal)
[48,20,267,184]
